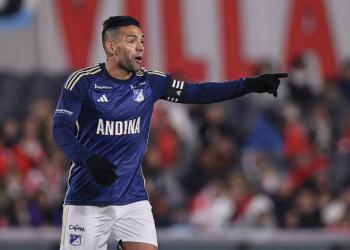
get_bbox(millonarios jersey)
[53,63,249,205]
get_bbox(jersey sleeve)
[52,76,94,164]
[161,77,251,104]
[147,70,173,101]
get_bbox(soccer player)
[53,16,287,250]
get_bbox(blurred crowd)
[1,55,350,231]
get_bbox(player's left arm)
[162,73,288,104]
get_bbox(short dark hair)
[102,16,140,42]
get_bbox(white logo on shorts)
[70,234,82,246]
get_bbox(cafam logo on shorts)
[69,224,85,232]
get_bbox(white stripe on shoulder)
[64,65,99,89]
[68,67,101,91]
[148,70,166,77]
[64,65,100,90]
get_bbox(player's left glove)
[245,73,288,97]
[85,155,117,186]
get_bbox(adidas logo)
[97,94,109,103]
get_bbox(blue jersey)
[53,63,250,205]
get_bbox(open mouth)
[134,56,143,64]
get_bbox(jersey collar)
[99,63,136,84]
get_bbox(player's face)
[115,25,145,72]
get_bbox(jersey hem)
[63,196,149,206]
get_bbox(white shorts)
[60,200,157,250]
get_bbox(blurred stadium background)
[1,0,350,249]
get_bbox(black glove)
[246,73,288,97]
[85,155,117,186]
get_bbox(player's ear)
[105,40,116,55]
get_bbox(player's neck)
[105,59,133,80]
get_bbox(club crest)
[133,89,144,102]
[70,234,82,246]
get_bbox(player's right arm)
[52,73,94,164]
[52,71,116,186]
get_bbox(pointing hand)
[246,73,288,97]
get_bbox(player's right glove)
[85,155,117,186]
[245,73,288,97]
